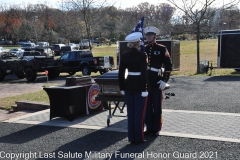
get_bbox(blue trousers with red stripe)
[125,92,147,143]
[145,88,163,132]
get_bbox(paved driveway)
[0,83,44,98]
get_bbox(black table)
[43,86,86,121]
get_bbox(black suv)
[60,46,72,55]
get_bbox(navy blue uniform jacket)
[145,43,172,88]
[118,48,148,93]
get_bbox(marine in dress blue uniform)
[118,32,148,144]
[143,26,172,136]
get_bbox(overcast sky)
[0,0,237,10]
[0,0,168,9]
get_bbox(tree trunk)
[196,26,200,73]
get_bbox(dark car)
[9,48,24,56]
[0,39,12,45]
[52,44,65,56]
[35,48,54,57]
[59,50,114,75]
[16,40,31,45]
[60,46,72,55]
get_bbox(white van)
[37,42,49,48]
[79,39,92,49]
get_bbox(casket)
[65,76,93,86]
[94,70,121,95]
[94,69,170,127]
[94,69,169,95]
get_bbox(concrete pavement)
[3,108,240,143]
[1,76,240,159]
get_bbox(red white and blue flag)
[130,16,145,51]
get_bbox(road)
[3,73,68,84]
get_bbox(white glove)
[141,92,148,97]
[161,68,165,73]
[157,80,166,90]
[120,90,125,95]
[158,68,165,76]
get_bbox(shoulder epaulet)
[156,43,166,48]
[122,50,130,55]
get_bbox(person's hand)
[141,91,148,97]
[120,90,125,95]
[157,80,166,90]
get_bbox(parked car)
[21,43,36,49]
[37,42,49,48]
[35,48,54,57]
[9,48,24,56]
[60,46,72,55]
[79,39,92,49]
[52,44,65,56]
[0,39,12,45]
[59,50,114,75]
[66,43,79,50]
[1,51,62,81]
[92,38,99,43]
[0,47,9,56]
[16,40,31,45]
[17,50,54,61]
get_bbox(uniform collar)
[130,47,139,51]
[148,42,157,47]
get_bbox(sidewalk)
[3,108,240,143]
[0,109,34,122]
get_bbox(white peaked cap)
[144,26,160,35]
[125,32,142,42]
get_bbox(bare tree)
[63,0,115,50]
[155,3,176,36]
[167,0,239,73]
[222,8,240,30]
[170,13,186,39]
[0,4,14,40]
[126,2,176,36]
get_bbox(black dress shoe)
[129,141,135,145]
[151,131,160,136]
[134,140,146,145]
[144,130,152,135]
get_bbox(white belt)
[150,67,159,72]
[128,72,141,75]
[150,67,163,76]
